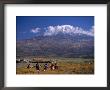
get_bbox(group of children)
[27,62,58,74]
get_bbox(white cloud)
[44,25,94,36]
[31,28,40,33]
[30,25,94,36]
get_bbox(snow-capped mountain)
[17,27,94,58]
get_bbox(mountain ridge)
[16,33,94,59]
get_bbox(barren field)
[16,57,94,74]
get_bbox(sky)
[16,16,94,40]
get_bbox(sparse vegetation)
[16,57,94,74]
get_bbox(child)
[50,63,55,70]
[27,64,30,69]
[36,63,40,74]
[54,62,58,70]
[44,63,48,71]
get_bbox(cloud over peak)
[44,25,94,36]
[30,25,94,37]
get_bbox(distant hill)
[16,33,94,58]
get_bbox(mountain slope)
[16,34,94,58]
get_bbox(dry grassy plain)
[16,58,94,74]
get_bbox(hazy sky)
[16,16,94,40]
